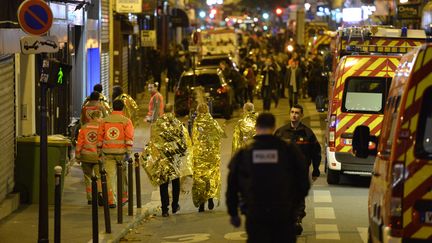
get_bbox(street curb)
[88,202,160,243]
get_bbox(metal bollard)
[99,166,111,233]
[54,166,62,243]
[91,176,98,243]
[134,153,142,208]
[117,160,123,224]
[128,158,134,216]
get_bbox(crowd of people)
[73,30,326,242]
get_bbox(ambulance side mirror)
[352,125,377,158]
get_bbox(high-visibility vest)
[76,121,100,163]
[98,111,134,155]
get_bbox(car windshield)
[342,77,389,113]
[179,74,221,89]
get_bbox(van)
[325,54,401,184]
[353,44,432,242]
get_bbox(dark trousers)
[246,216,296,243]
[288,86,298,107]
[247,85,254,103]
[159,178,180,213]
[262,86,272,111]
[296,197,306,221]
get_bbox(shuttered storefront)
[0,55,15,202]
[100,0,110,99]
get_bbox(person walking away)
[142,104,193,217]
[82,84,111,114]
[145,83,164,123]
[97,100,134,207]
[81,92,109,126]
[285,60,302,108]
[232,103,257,154]
[226,112,310,243]
[76,110,103,204]
[274,104,321,235]
[112,85,139,126]
[192,103,226,212]
[260,57,278,111]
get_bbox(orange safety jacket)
[81,100,108,125]
[97,111,134,155]
[147,92,164,122]
[76,121,101,163]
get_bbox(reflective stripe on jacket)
[76,121,100,163]
[97,111,134,155]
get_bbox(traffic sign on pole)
[17,0,53,36]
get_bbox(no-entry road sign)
[17,0,53,36]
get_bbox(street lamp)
[262,12,269,20]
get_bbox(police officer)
[226,112,310,243]
[97,100,134,208]
[275,104,321,235]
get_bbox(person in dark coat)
[274,104,321,235]
[285,60,302,108]
[226,112,310,243]
[260,57,278,111]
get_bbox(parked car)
[174,67,234,119]
[197,54,239,71]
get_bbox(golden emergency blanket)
[232,111,258,154]
[115,94,139,125]
[191,113,226,207]
[141,113,192,186]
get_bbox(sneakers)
[87,200,92,205]
[208,198,214,210]
[162,212,169,217]
[198,204,205,212]
[172,204,180,214]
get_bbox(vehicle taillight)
[217,85,228,94]
[329,114,336,147]
[389,162,405,236]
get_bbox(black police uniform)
[275,122,321,221]
[226,135,310,243]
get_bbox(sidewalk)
[0,84,322,242]
[0,89,166,243]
